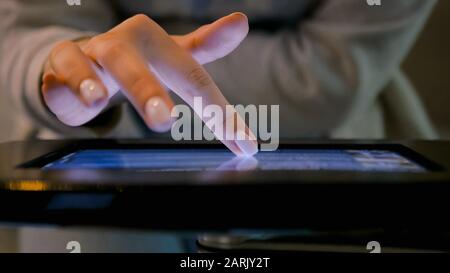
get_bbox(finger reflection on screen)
[216,156,259,171]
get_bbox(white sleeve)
[0,0,116,137]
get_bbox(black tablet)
[1,139,450,231]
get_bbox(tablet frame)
[0,139,449,231]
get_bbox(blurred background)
[0,0,449,253]
[403,0,450,138]
[0,1,448,143]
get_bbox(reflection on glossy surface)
[5,180,49,191]
[216,156,259,171]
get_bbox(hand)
[42,13,258,156]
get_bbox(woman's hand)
[41,12,258,156]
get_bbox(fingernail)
[234,129,258,157]
[80,79,105,106]
[145,97,172,132]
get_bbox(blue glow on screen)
[43,149,425,173]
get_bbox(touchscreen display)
[42,149,426,172]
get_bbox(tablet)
[1,139,450,231]
[18,141,441,173]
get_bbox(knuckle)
[129,14,159,36]
[131,14,152,26]
[130,76,150,94]
[50,40,75,60]
[50,41,86,75]
[64,63,88,82]
[188,67,213,89]
[129,76,163,106]
[90,37,128,62]
[129,76,158,97]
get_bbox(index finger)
[125,15,258,156]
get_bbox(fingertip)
[228,12,249,31]
[148,120,174,133]
[235,140,259,157]
[224,140,246,157]
[234,130,259,157]
[144,96,174,133]
[236,156,259,171]
[42,73,60,85]
[221,12,249,44]
[229,12,248,22]
[212,11,249,33]
[42,73,62,93]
